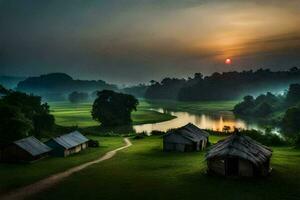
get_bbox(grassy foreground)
[0,136,124,194]
[31,136,300,200]
[49,101,176,127]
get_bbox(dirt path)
[0,138,132,200]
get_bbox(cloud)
[0,0,300,84]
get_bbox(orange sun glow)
[225,58,232,64]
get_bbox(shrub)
[151,130,166,136]
[88,139,100,147]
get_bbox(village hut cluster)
[1,121,273,178]
[163,123,273,177]
[0,131,90,163]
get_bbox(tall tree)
[282,107,300,139]
[286,84,300,106]
[92,90,139,127]
[0,88,55,136]
[0,103,32,147]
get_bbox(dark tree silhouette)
[92,90,139,127]
[282,107,300,140]
[0,104,32,147]
[0,87,55,137]
[286,84,300,106]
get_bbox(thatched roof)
[206,134,272,166]
[164,123,209,142]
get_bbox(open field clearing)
[30,136,300,200]
[49,101,176,127]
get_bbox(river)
[133,108,279,134]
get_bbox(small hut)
[45,131,89,157]
[206,134,272,177]
[1,136,51,163]
[163,123,209,152]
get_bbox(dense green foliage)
[68,91,89,103]
[145,68,300,101]
[286,84,300,106]
[234,83,300,142]
[233,93,284,117]
[282,107,300,140]
[92,90,139,127]
[0,104,32,147]
[0,86,54,146]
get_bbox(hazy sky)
[1,0,300,84]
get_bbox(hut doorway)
[225,158,239,176]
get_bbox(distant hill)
[0,76,26,89]
[16,73,118,101]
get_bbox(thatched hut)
[206,134,272,177]
[163,123,209,152]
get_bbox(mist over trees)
[0,76,26,89]
[16,73,118,101]
[145,68,300,101]
[233,83,300,143]
[68,91,89,103]
[122,84,148,98]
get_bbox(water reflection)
[133,109,263,134]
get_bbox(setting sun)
[225,58,232,64]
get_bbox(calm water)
[133,108,275,134]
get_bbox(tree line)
[144,68,300,101]
[233,83,300,145]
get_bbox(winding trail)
[0,138,132,200]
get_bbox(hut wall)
[1,145,33,162]
[163,134,193,152]
[64,143,88,156]
[46,140,66,157]
[238,159,253,177]
[201,139,207,150]
[81,143,87,149]
[259,159,271,176]
[208,159,225,176]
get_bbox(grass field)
[0,136,124,194]
[49,100,237,128]
[30,136,300,200]
[49,101,176,127]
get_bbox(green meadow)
[31,136,300,200]
[2,100,300,200]
[0,136,124,194]
[49,101,176,127]
[49,100,238,128]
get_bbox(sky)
[1,0,300,85]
